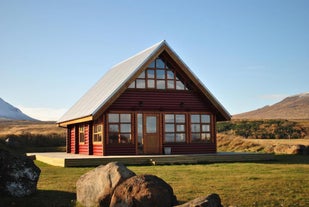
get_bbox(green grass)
[1,156,309,207]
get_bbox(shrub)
[217,120,306,139]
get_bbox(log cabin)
[57,40,231,155]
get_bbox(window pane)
[109,134,118,143]
[147,79,155,88]
[108,114,119,122]
[191,133,201,142]
[109,124,119,132]
[119,134,131,143]
[176,80,185,90]
[156,58,165,68]
[176,114,185,123]
[176,124,185,132]
[176,133,186,142]
[165,133,174,142]
[167,70,174,79]
[167,80,174,89]
[128,82,135,88]
[157,80,165,89]
[202,124,210,132]
[120,114,131,122]
[191,115,200,123]
[148,60,155,68]
[201,115,210,123]
[165,124,174,132]
[201,133,211,141]
[138,71,145,78]
[165,114,174,122]
[120,124,131,133]
[191,124,200,132]
[156,69,165,79]
[136,79,145,88]
[137,114,143,142]
[94,125,102,133]
[147,69,155,78]
[94,134,102,142]
[146,116,157,133]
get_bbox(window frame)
[129,58,188,90]
[79,125,85,143]
[164,113,186,143]
[190,114,212,143]
[93,124,103,143]
[107,113,132,144]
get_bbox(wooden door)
[143,114,160,154]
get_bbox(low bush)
[0,132,66,148]
[217,119,306,139]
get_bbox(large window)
[129,58,188,90]
[79,125,85,143]
[164,114,186,143]
[191,114,212,143]
[93,124,103,142]
[108,113,132,144]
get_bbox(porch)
[27,152,275,167]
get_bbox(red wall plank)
[108,90,214,112]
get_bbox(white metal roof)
[57,40,165,123]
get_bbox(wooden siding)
[104,144,136,156]
[69,126,77,154]
[93,144,103,155]
[163,143,216,154]
[108,90,214,112]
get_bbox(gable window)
[79,125,85,143]
[93,124,103,142]
[164,114,186,143]
[190,114,212,143]
[108,113,132,144]
[129,58,188,90]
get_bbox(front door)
[143,114,160,154]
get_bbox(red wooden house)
[57,41,231,156]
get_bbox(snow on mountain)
[0,98,38,121]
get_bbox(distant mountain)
[0,98,38,121]
[233,92,309,120]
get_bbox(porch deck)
[27,152,275,167]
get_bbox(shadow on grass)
[269,154,309,164]
[0,190,76,207]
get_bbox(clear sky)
[1,0,308,121]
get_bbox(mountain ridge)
[0,98,38,121]
[233,92,309,120]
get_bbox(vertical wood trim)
[102,114,106,156]
[66,127,71,153]
[75,125,79,154]
[88,122,93,155]
[213,115,217,152]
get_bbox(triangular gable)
[58,41,230,126]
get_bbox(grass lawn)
[1,155,308,207]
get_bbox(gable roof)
[57,40,231,126]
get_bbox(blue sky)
[1,0,308,121]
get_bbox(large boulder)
[110,174,178,207]
[0,148,41,197]
[76,162,136,207]
[174,194,223,207]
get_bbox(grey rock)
[110,174,178,207]
[0,148,41,197]
[76,162,136,207]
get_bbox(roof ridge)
[110,40,165,69]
